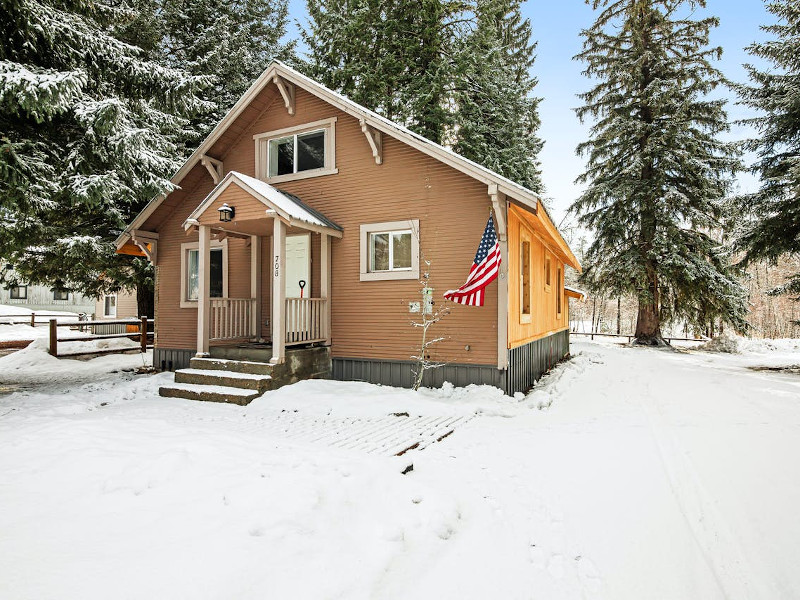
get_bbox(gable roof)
[184,171,342,235]
[116,61,548,249]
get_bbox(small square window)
[360,220,419,281]
[368,231,412,272]
[9,285,27,300]
[53,289,69,301]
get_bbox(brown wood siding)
[150,86,502,365]
[508,204,569,347]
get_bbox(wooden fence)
[48,316,154,358]
[571,331,709,344]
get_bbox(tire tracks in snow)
[636,374,768,599]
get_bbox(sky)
[286,0,776,225]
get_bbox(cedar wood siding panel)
[507,205,569,347]
[151,86,498,365]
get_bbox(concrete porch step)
[159,382,261,406]
[189,357,274,376]
[175,368,273,392]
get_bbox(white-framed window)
[359,220,420,281]
[53,289,69,301]
[254,118,337,184]
[180,239,228,308]
[103,294,117,318]
[9,285,27,300]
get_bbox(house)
[0,279,94,315]
[115,61,581,402]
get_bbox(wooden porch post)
[196,224,211,356]
[250,235,262,341]
[320,233,331,345]
[271,219,286,364]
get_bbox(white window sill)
[360,269,419,282]
[264,168,338,185]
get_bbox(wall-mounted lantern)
[218,203,235,222]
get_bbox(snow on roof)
[232,172,342,231]
[184,172,342,233]
[565,286,587,300]
[117,61,545,248]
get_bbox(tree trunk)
[634,264,666,345]
[616,297,621,335]
[136,281,154,319]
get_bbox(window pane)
[53,289,69,301]
[268,136,294,176]
[187,249,199,301]
[210,248,223,298]
[392,232,412,269]
[370,233,390,271]
[522,241,531,315]
[104,295,116,316]
[296,130,325,172]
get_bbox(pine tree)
[454,0,543,192]
[302,0,454,144]
[570,0,746,344]
[736,0,800,302]
[0,0,206,313]
[118,0,295,152]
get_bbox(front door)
[285,234,310,298]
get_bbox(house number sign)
[274,255,280,277]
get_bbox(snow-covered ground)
[0,303,83,343]
[1,339,799,599]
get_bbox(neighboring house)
[0,282,94,314]
[94,290,139,321]
[115,61,581,400]
[93,290,140,334]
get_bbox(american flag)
[443,214,501,306]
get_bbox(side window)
[520,236,532,323]
[557,266,563,316]
[104,294,117,318]
[360,220,419,281]
[9,285,27,300]
[180,240,228,307]
[53,289,69,301]
[545,256,552,289]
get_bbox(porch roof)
[183,171,343,236]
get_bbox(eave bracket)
[359,119,383,165]
[273,75,295,115]
[200,155,223,184]
[488,183,507,242]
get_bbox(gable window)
[53,289,69,301]
[9,285,27,300]
[360,220,419,281]
[104,294,117,318]
[180,239,228,308]
[254,118,337,184]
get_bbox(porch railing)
[211,298,257,341]
[285,297,327,346]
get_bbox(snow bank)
[0,338,150,384]
[697,333,800,355]
[248,378,517,419]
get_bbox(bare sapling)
[411,257,450,391]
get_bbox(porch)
[184,171,342,365]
